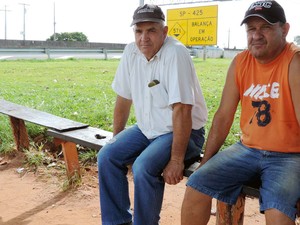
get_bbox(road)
[0,50,123,60]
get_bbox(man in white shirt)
[97,4,207,225]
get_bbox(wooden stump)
[216,194,246,225]
[9,117,30,151]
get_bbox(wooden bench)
[184,161,300,225]
[0,99,112,179]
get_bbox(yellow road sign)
[167,5,218,45]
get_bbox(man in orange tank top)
[181,1,300,225]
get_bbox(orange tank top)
[235,43,300,153]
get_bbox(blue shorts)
[187,141,300,220]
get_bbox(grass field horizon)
[0,58,241,156]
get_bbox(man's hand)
[163,160,185,185]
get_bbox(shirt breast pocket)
[149,83,169,109]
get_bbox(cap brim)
[240,14,277,26]
[131,18,164,26]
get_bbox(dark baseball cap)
[131,4,165,26]
[240,1,286,25]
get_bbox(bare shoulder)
[289,51,300,125]
[292,51,300,61]
[289,51,300,75]
[288,52,300,86]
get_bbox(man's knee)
[97,144,118,170]
[131,160,149,179]
[181,186,212,225]
[265,208,295,225]
[183,186,212,206]
[97,145,109,164]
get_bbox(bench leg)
[54,138,81,179]
[216,194,246,225]
[9,116,30,151]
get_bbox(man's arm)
[163,102,193,185]
[113,95,132,136]
[289,52,300,126]
[201,58,240,165]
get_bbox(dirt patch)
[0,152,265,225]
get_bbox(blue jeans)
[187,141,300,220]
[97,125,205,225]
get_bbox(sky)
[0,0,299,49]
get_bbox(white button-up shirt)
[112,36,207,139]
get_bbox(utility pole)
[140,0,144,6]
[53,2,56,41]
[227,28,230,49]
[0,5,11,40]
[19,3,29,41]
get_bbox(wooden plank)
[47,126,113,150]
[183,161,200,177]
[0,99,88,132]
[242,185,260,198]
[242,177,260,197]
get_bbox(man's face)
[245,17,289,63]
[133,22,168,60]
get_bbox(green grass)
[0,58,240,154]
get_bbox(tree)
[47,32,88,42]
